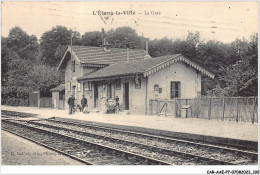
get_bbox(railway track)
[2,119,171,165]
[1,110,258,165]
[1,110,37,119]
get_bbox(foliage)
[40,25,80,66]
[3,55,32,101]
[1,25,258,107]
[106,27,143,49]
[28,64,64,96]
[6,27,39,60]
[81,31,103,47]
[1,27,65,105]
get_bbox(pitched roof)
[78,54,215,81]
[50,84,65,92]
[58,45,150,69]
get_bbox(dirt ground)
[1,130,84,165]
[1,105,258,141]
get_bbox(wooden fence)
[149,97,258,124]
[1,97,29,106]
[40,97,52,108]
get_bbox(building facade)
[58,45,214,115]
[50,84,65,109]
[58,45,150,110]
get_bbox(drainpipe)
[145,76,148,115]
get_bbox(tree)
[1,36,9,86]
[149,38,175,57]
[2,26,67,105]
[28,64,64,96]
[2,55,33,105]
[1,27,39,88]
[219,58,256,96]
[81,31,103,47]
[40,26,80,66]
[106,27,143,49]
[5,27,39,61]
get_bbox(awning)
[50,84,65,92]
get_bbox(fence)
[149,97,258,124]
[1,97,29,106]
[2,96,52,108]
[40,97,52,108]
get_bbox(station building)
[58,45,214,115]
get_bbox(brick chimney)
[102,28,110,51]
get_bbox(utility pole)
[71,30,74,60]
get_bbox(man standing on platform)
[81,95,88,112]
[68,95,75,114]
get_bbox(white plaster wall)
[52,92,59,109]
[112,77,147,114]
[129,78,147,114]
[64,58,88,109]
[64,60,202,114]
[147,62,201,101]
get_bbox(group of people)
[67,94,120,115]
[102,96,120,114]
[67,95,89,114]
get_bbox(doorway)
[72,86,76,96]
[124,82,129,110]
[94,85,98,108]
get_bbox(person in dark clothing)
[81,95,88,112]
[68,95,75,114]
[115,96,120,114]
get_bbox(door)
[72,86,76,96]
[94,85,98,108]
[59,92,65,109]
[124,82,129,110]
[53,93,58,108]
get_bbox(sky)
[1,1,258,43]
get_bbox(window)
[72,60,76,72]
[116,79,121,90]
[77,82,81,92]
[135,78,141,89]
[84,82,89,91]
[72,86,76,96]
[67,81,71,92]
[107,84,112,99]
[170,81,181,99]
[88,82,92,91]
[59,92,65,100]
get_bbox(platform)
[1,105,258,143]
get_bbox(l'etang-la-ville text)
[93,10,161,16]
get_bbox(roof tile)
[78,55,180,80]
[72,46,149,65]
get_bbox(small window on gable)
[72,60,76,72]
[170,81,181,99]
